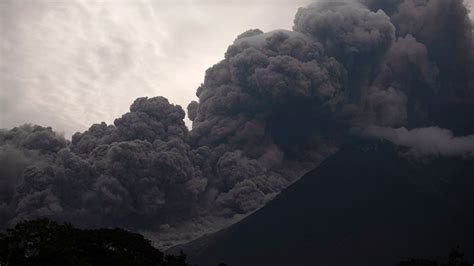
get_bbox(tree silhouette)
[0,218,188,266]
[396,246,471,266]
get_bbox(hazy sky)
[0,0,311,137]
[1,0,473,138]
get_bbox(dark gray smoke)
[1,0,473,247]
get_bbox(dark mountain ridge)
[171,141,474,266]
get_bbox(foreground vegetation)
[0,218,470,266]
[397,247,472,266]
[0,219,188,265]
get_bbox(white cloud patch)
[467,0,474,20]
[364,126,474,157]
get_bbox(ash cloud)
[1,0,473,246]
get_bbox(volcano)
[171,141,474,266]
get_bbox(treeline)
[397,247,472,266]
[0,219,188,265]
[0,218,470,266]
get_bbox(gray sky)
[0,0,311,137]
[1,0,472,138]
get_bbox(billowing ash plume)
[1,0,473,246]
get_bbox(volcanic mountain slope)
[172,141,474,266]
